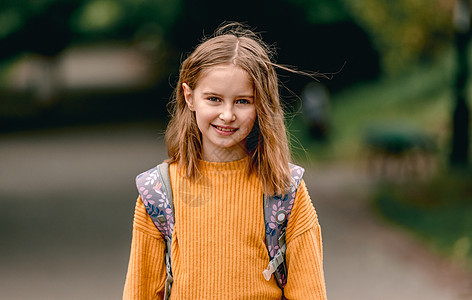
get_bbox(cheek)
[241,110,257,134]
[194,109,215,130]
[248,109,257,126]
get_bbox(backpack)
[136,162,304,299]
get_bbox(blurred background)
[0,0,471,299]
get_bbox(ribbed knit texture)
[123,157,327,299]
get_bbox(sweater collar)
[198,156,250,173]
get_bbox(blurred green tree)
[450,0,471,166]
[0,0,80,59]
[0,0,183,60]
[342,0,454,75]
[71,0,182,42]
[288,0,350,24]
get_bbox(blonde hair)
[165,23,291,195]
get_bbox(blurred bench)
[363,124,437,179]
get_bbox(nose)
[219,103,236,122]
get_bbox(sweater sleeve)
[284,180,327,299]
[123,197,167,300]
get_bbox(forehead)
[195,64,253,91]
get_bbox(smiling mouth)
[211,124,238,132]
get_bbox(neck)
[202,143,249,162]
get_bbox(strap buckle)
[263,262,276,281]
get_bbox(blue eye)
[208,97,220,102]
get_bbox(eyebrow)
[201,92,254,99]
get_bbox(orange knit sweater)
[123,158,327,299]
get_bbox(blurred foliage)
[70,0,183,40]
[373,170,472,268]
[287,0,351,24]
[74,0,124,34]
[0,1,80,57]
[343,0,454,75]
[273,0,455,77]
[0,0,456,76]
[0,0,183,59]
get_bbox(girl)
[123,23,327,299]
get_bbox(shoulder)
[135,162,171,189]
[286,179,319,243]
[289,162,304,173]
[132,196,165,240]
[136,165,159,186]
[135,162,175,237]
[288,163,305,188]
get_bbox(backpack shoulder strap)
[136,162,174,300]
[157,162,174,214]
[136,162,175,237]
[263,163,305,289]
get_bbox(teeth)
[215,126,236,132]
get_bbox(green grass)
[373,171,472,268]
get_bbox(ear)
[182,83,194,111]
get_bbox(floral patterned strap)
[263,163,305,289]
[136,163,175,300]
[136,163,175,299]
[136,163,175,240]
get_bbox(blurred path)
[0,123,470,299]
[0,122,168,300]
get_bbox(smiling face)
[183,64,256,162]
